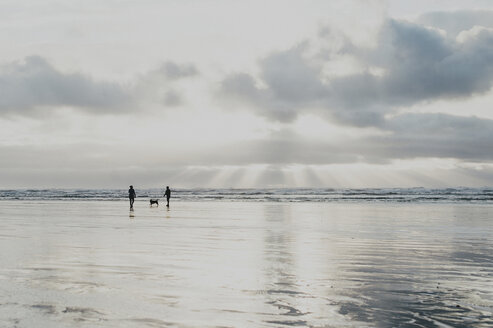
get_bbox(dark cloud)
[158,61,199,80]
[0,56,132,115]
[418,10,493,36]
[371,113,493,161]
[135,61,199,108]
[163,90,183,106]
[371,19,493,102]
[145,111,491,166]
[219,17,493,127]
[0,56,200,117]
[219,45,327,123]
[195,113,493,165]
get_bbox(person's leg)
[166,197,170,206]
[130,198,134,208]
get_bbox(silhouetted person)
[129,185,136,209]
[164,186,171,207]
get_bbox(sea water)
[1,187,493,203]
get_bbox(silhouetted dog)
[149,199,159,206]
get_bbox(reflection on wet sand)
[256,203,493,327]
[261,204,308,326]
[0,200,492,327]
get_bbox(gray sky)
[1,0,493,188]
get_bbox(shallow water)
[0,200,492,327]
[2,187,493,203]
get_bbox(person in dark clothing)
[129,185,136,209]
[164,186,171,207]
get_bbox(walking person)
[164,186,171,207]
[129,185,136,209]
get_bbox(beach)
[0,199,492,327]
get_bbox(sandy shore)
[0,200,492,327]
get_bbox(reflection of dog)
[149,199,159,206]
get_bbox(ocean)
[2,187,493,203]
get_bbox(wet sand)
[0,200,492,327]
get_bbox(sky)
[1,0,493,188]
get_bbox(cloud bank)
[0,56,200,116]
[0,56,132,115]
[220,14,493,127]
[216,11,493,165]
[418,10,493,36]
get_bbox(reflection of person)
[129,185,136,209]
[164,186,171,207]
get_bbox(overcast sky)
[1,0,493,188]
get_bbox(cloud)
[418,10,493,37]
[219,45,329,123]
[219,17,493,127]
[366,113,493,161]
[185,112,493,166]
[135,110,492,166]
[159,62,199,80]
[134,61,199,108]
[371,19,493,101]
[0,56,201,117]
[163,90,183,106]
[3,132,493,188]
[0,56,132,115]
